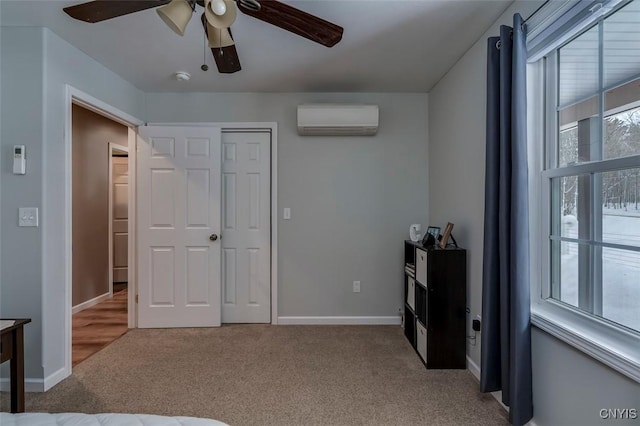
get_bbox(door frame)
[64,85,143,375]
[108,142,129,297]
[147,123,279,324]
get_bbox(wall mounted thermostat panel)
[13,145,26,174]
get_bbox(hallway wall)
[72,104,128,307]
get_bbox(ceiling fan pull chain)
[201,32,209,71]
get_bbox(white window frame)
[528,0,640,383]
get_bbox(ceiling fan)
[63,0,344,74]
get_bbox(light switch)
[283,208,291,220]
[18,207,39,227]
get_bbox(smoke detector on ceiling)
[175,71,191,81]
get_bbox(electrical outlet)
[473,315,482,332]
[353,281,361,293]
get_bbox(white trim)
[466,355,481,381]
[42,367,68,392]
[109,144,128,153]
[527,0,628,63]
[541,154,640,178]
[531,303,640,382]
[0,367,67,393]
[277,316,402,325]
[147,122,274,129]
[63,85,143,388]
[71,90,144,128]
[108,147,113,297]
[467,361,540,426]
[270,124,278,324]
[108,142,129,299]
[145,122,279,324]
[72,292,111,315]
[127,129,137,328]
[0,379,43,393]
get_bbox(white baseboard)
[0,378,43,392]
[277,316,402,325]
[467,355,481,380]
[72,292,110,314]
[0,367,69,393]
[43,367,69,391]
[466,355,511,413]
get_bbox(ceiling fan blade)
[236,0,343,47]
[64,0,172,23]
[201,14,241,74]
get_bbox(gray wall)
[41,28,146,381]
[72,104,128,307]
[428,1,640,424]
[0,26,146,383]
[531,328,640,425]
[0,27,45,380]
[146,92,429,318]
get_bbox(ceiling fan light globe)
[157,0,193,36]
[204,0,236,29]
[212,0,226,16]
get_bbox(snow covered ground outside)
[559,208,640,332]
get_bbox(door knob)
[209,234,218,241]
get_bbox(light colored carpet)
[1,325,508,426]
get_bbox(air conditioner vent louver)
[297,104,379,136]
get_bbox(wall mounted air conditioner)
[297,104,379,136]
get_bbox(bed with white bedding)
[0,413,229,426]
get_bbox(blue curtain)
[480,13,533,426]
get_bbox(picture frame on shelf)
[421,226,440,247]
[439,222,454,249]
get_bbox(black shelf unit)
[403,240,466,369]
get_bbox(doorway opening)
[70,104,129,366]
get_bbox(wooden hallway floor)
[72,288,128,367]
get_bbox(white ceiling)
[0,0,517,93]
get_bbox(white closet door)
[221,131,271,323]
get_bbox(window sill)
[531,300,640,383]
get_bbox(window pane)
[558,126,579,166]
[550,239,581,309]
[558,98,600,166]
[602,247,640,332]
[550,240,640,334]
[551,175,590,239]
[604,102,640,160]
[603,0,640,88]
[601,167,640,247]
[559,26,599,107]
